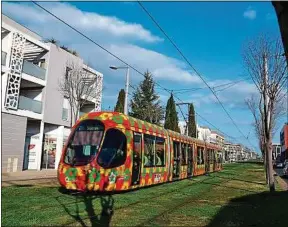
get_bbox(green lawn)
[2,163,287,227]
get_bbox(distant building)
[1,15,103,173]
[272,143,282,161]
[197,125,211,143]
[280,123,288,162]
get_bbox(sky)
[2,1,286,152]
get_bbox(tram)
[58,111,223,192]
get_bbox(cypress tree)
[164,94,180,132]
[188,103,197,137]
[114,89,125,113]
[130,71,164,124]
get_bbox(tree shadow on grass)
[57,189,114,227]
[207,191,288,227]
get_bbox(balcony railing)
[83,85,96,98]
[18,96,42,114]
[62,108,69,121]
[2,51,7,66]
[22,60,46,80]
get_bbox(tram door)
[131,132,142,186]
[187,144,193,177]
[173,141,180,179]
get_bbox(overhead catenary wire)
[31,1,255,150]
[137,1,255,149]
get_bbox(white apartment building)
[1,15,103,172]
[197,125,211,143]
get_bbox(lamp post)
[109,65,129,115]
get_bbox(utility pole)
[124,67,130,115]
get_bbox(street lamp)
[109,65,130,115]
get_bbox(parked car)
[276,162,285,168]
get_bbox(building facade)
[280,123,288,162]
[272,143,282,161]
[1,15,103,172]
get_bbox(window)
[155,137,165,166]
[181,143,187,165]
[197,147,201,165]
[143,135,165,167]
[97,128,127,168]
[64,120,104,166]
[65,67,72,79]
[144,135,155,167]
[197,146,204,165]
[187,144,193,160]
[133,132,142,155]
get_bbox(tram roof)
[76,111,221,149]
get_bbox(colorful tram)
[58,112,223,192]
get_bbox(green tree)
[130,71,164,124]
[187,103,197,137]
[164,94,180,132]
[114,89,125,113]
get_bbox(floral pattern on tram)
[58,112,169,191]
[58,111,223,192]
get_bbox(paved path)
[274,168,288,190]
[2,169,57,187]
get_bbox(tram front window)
[64,120,104,166]
[97,128,127,168]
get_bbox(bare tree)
[243,35,287,192]
[58,62,101,126]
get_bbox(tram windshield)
[64,120,104,166]
[97,128,127,168]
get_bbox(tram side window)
[187,144,193,160]
[155,137,165,167]
[133,132,142,160]
[197,147,202,165]
[97,128,127,168]
[181,143,187,165]
[144,135,155,167]
[201,148,205,165]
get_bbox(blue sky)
[2,1,285,152]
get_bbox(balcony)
[18,96,42,114]
[2,51,7,66]
[22,60,46,80]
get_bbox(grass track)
[2,163,286,227]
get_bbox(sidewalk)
[273,169,288,191]
[2,169,57,187]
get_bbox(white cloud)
[108,44,202,84]
[184,80,257,109]
[243,7,257,20]
[2,2,162,43]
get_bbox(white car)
[276,162,284,168]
